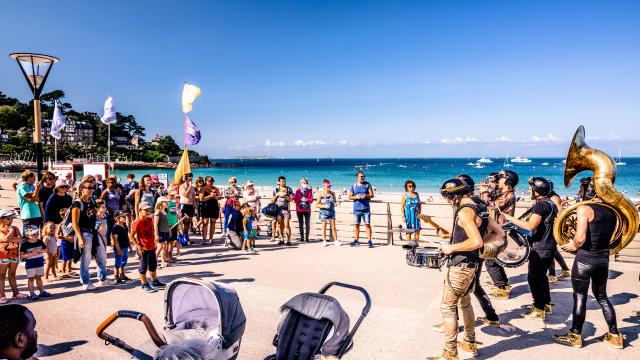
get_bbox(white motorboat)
[477,157,493,163]
[511,156,532,163]
[541,162,550,166]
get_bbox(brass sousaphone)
[553,126,639,254]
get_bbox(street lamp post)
[9,53,60,180]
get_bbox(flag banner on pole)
[173,148,192,185]
[182,83,201,113]
[50,101,65,140]
[185,115,201,145]
[101,96,117,125]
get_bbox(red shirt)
[132,217,156,250]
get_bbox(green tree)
[0,105,26,130]
[152,135,180,156]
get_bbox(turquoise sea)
[110,158,640,199]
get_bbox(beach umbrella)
[50,100,65,163]
[101,96,117,165]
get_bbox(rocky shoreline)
[0,160,242,172]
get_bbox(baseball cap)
[246,180,255,187]
[323,180,332,187]
[113,210,129,218]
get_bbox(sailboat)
[503,155,513,167]
[615,150,626,166]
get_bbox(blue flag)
[185,115,201,145]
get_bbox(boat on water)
[466,162,477,166]
[503,155,513,167]
[474,163,485,169]
[541,162,550,166]
[511,156,532,163]
[477,157,493,163]
[615,150,626,166]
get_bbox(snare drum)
[406,248,442,268]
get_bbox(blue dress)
[404,192,421,230]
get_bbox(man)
[484,170,518,299]
[0,304,39,360]
[349,171,375,248]
[502,177,557,320]
[271,176,294,246]
[179,173,196,238]
[428,178,504,360]
[37,172,56,220]
[547,179,571,283]
[16,171,43,234]
[552,178,624,349]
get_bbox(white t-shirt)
[242,189,260,207]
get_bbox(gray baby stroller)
[97,277,246,359]
[265,282,371,360]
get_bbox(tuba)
[553,126,639,254]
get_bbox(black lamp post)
[9,52,60,180]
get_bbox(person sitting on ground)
[0,304,40,360]
[19,226,51,301]
[0,210,26,303]
[130,202,166,293]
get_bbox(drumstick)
[418,214,450,235]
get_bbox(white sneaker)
[322,241,328,247]
[99,279,116,286]
[334,240,342,247]
[241,249,248,254]
[84,283,96,290]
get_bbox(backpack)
[61,200,83,237]
[262,203,280,218]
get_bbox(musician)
[483,170,518,299]
[547,179,571,282]
[479,172,499,204]
[501,177,557,321]
[428,179,505,360]
[552,178,624,349]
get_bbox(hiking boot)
[558,270,571,279]
[141,284,157,293]
[151,280,166,289]
[368,240,374,248]
[544,303,554,314]
[476,317,500,327]
[522,306,545,320]
[548,275,558,283]
[432,323,444,333]
[458,339,479,357]
[426,350,459,360]
[602,332,624,349]
[350,240,360,247]
[552,331,582,348]
[489,287,510,300]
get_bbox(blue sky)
[1,0,639,158]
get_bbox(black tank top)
[449,204,487,265]
[576,203,616,263]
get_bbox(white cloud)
[440,136,481,144]
[607,134,621,140]
[423,140,431,144]
[265,139,286,147]
[495,136,512,142]
[528,133,562,143]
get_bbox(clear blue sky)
[1,0,639,158]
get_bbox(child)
[111,210,132,284]
[241,205,255,253]
[154,197,171,267]
[55,215,76,278]
[166,190,181,259]
[42,222,59,282]
[0,209,27,302]
[130,203,166,293]
[20,226,52,300]
[249,207,258,252]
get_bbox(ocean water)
[111,157,640,199]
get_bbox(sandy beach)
[1,178,639,359]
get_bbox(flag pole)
[54,138,57,164]
[108,123,111,164]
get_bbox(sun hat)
[139,202,152,210]
[54,179,70,191]
[156,196,169,203]
[0,209,17,218]
[246,180,254,187]
[25,225,40,237]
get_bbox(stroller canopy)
[279,292,350,356]
[164,278,246,349]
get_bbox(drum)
[494,222,531,268]
[406,248,442,268]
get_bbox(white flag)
[101,96,117,125]
[50,101,65,140]
[182,83,201,113]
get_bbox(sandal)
[39,291,52,298]
[13,293,28,299]
[27,294,39,301]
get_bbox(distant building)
[0,129,8,143]
[42,118,94,145]
[112,135,141,149]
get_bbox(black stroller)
[97,277,246,359]
[265,282,371,360]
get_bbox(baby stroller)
[97,277,246,359]
[265,282,371,360]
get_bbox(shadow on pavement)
[36,340,88,357]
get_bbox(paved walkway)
[19,236,640,359]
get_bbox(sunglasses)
[407,184,415,188]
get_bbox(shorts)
[353,210,371,225]
[201,201,220,219]
[139,249,158,274]
[60,240,74,261]
[319,212,336,221]
[114,248,129,269]
[26,266,45,278]
[0,258,19,264]
[243,231,251,240]
[181,204,195,217]
[170,226,178,241]
[278,209,291,220]
[158,232,170,243]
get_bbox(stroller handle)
[96,310,166,350]
[319,282,371,315]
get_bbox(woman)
[293,178,313,242]
[100,176,121,246]
[0,210,27,302]
[200,176,221,244]
[134,174,156,215]
[316,180,339,247]
[179,173,196,239]
[400,180,421,241]
[193,177,205,235]
[154,197,171,267]
[223,177,242,234]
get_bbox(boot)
[522,306,545,320]
[602,332,624,349]
[489,287,510,300]
[552,331,582,348]
[458,339,479,357]
[426,350,459,360]
[476,317,500,327]
[548,275,558,283]
[557,270,571,279]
